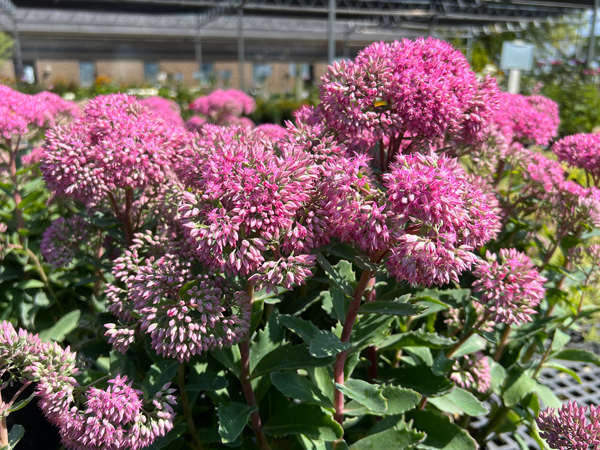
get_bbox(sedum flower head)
[537,401,600,450]
[189,89,255,126]
[106,231,251,361]
[383,152,500,286]
[553,132,600,179]
[255,123,289,141]
[449,353,491,393]
[139,96,184,128]
[473,249,546,326]
[319,37,498,145]
[494,92,559,146]
[40,216,91,268]
[42,93,183,205]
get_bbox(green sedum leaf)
[381,385,421,415]
[263,404,343,440]
[552,348,600,366]
[143,360,180,398]
[271,371,333,409]
[444,388,488,416]
[252,344,336,378]
[8,424,25,449]
[349,427,425,450]
[358,297,428,317]
[309,330,351,358]
[388,365,454,398]
[502,371,536,407]
[316,253,355,298]
[217,402,258,443]
[38,310,81,342]
[335,379,388,414]
[280,314,319,344]
[407,410,477,450]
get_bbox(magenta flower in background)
[383,152,500,286]
[21,146,45,166]
[189,89,255,126]
[40,216,92,268]
[255,123,289,141]
[449,353,492,393]
[494,92,559,146]
[473,249,546,326]
[185,115,207,132]
[140,96,184,128]
[553,132,600,181]
[537,401,600,450]
[320,37,498,146]
[42,93,184,205]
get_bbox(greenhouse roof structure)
[0,0,598,81]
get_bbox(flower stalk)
[178,364,204,450]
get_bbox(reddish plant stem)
[365,279,379,381]
[239,285,270,450]
[494,325,511,362]
[333,269,373,425]
[418,396,428,410]
[0,416,6,448]
[492,161,506,189]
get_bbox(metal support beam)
[237,6,244,91]
[589,0,599,69]
[327,0,336,63]
[195,14,202,72]
[466,28,473,64]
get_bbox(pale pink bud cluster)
[248,254,317,294]
[537,401,600,450]
[449,353,491,393]
[383,152,500,286]
[21,147,45,166]
[319,38,498,145]
[444,302,494,334]
[189,89,255,127]
[494,92,559,146]
[0,321,175,450]
[42,93,183,205]
[473,249,546,326]
[40,216,91,268]
[59,375,176,450]
[139,96,184,128]
[553,132,600,180]
[105,231,251,361]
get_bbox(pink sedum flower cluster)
[320,37,498,146]
[383,152,500,286]
[537,401,600,450]
[42,93,183,205]
[0,85,78,142]
[189,89,255,127]
[0,321,175,450]
[553,132,600,179]
[494,92,559,146]
[40,216,91,268]
[449,353,491,393]
[139,96,184,128]
[105,231,251,361]
[473,249,546,326]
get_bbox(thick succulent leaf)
[349,427,425,450]
[217,402,258,443]
[310,330,351,358]
[335,379,388,414]
[252,344,336,378]
[407,410,477,450]
[263,404,343,441]
[271,371,334,409]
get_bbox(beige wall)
[36,60,80,86]
[0,61,15,82]
[159,61,197,85]
[97,60,144,84]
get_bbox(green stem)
[494,326,511,362]
[476,406,509,445]
[178,364,204,450]
[445,314,492,359]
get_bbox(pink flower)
[383,152,500,286]
[449,353,491,393]
[21,146,45,166]
[42,93,184,205]
[255,123,289,141]
[185,115,207,132]
[319,38,498,145]
[553,132,600,180]
[105,231,251,361]
[248,254,317,294]
[537,401,600,450]
[494,93,559,146]
[139,96,184,128]
[189,89,255,126]
[40,216,91,268]
[473,249,546,326]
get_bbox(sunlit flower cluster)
[449,353,491,393]
[140,96,184,128]
[189,89,256,127]
[473,249,546,325]
[553,132,600,180]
